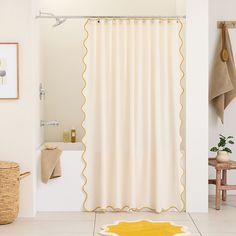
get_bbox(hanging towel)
[41,148,62,184]
[210,26,236,123]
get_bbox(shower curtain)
[82,19,184,212]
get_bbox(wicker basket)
[0,161,30,225]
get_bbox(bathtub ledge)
[41,142,84,151]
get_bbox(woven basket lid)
[0,161,19,169]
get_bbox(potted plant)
[210,134,234,162]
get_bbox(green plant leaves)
[223,147,232,153]
[210,147,218,152]
[220,134,226,139]
[218,137,226,147]
[210,134,234,153]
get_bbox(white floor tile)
[193,219,236,233]
[190,209,236,222]
[34,212,95,221]
[190,195,236,234]
[0,220,94,234]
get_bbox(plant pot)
[216,151,230,163]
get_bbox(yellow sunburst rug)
[100,220,189,236]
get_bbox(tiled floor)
[1,196,236,236]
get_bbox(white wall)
[0,0,39,217]
[176,0,186,15]
[186,0,208,212]
[40,0,185,142]
[33,3,44,148]
[40,0,177,16]
[209,0,236,195]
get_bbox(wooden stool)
[208,158,236,210]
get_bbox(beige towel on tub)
[210,28,236,123]
[41,148,62,184]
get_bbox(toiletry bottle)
[63,130,70,143]
[71,128,76,143]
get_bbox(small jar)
[63,130,70,143]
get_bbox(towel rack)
[218,21,236,29]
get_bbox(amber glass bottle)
[71,128,76,143]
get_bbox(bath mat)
[100,220,189,236]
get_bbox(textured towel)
[41,148,62,184]
[209,27,236,123]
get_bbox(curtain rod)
[35,11,186,26]
[35,11,186,19]
[36,15,186,19]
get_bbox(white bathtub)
[37,142,85,211]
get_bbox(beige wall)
[0,0,40,216]
[40,0,185,142]
[209,0,236,195]
[40,20,85,142]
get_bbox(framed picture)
[0,43,19,100]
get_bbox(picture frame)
[0,43,19,100]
